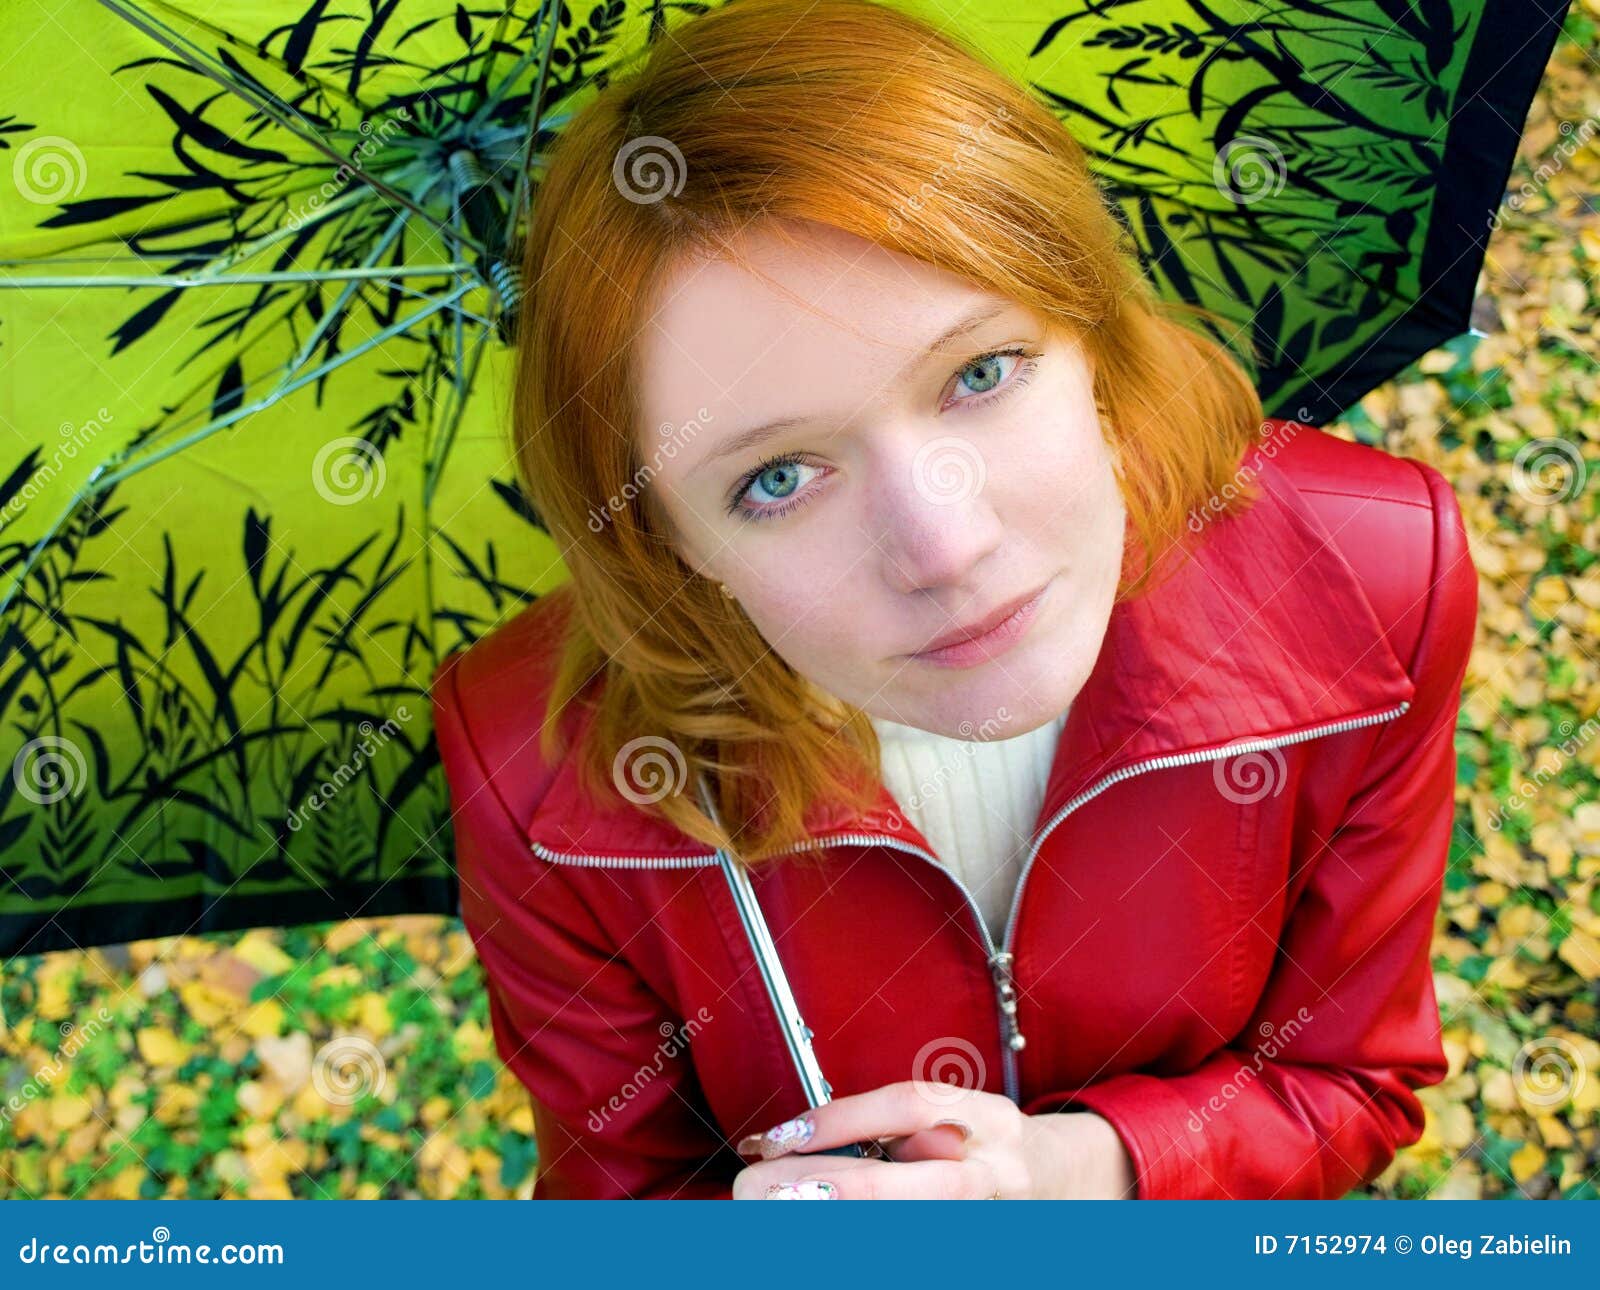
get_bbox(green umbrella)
[0,0,1570,956]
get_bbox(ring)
[989,1188,1001,1200]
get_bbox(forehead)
[635,221,1002,436]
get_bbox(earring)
[720,583,736,599]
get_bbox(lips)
[912,581,1051,656]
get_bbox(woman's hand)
[730,1080,1137,1198]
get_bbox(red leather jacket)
[431,421,1478,1199]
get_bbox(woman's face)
[638,219,1126,740]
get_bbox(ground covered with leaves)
[3,12,1598,1202]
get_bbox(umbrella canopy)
[1,0,1569,957]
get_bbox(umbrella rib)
[0,282,473,620]
[0,266,472,289]
[283,207,413,381]
[423,319,495,511]
[499,0,565,253]
[98,0,483,258]
[107,281,475,487]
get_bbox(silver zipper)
[528,843,719,868]
[989,697,1413,1099]
[528,698,1412,1104]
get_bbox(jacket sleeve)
[431,650,736,1199]
[1022,461,1479,1198]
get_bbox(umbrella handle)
[696,775,884,1164]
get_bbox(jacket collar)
[526,425,1417,861]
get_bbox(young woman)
[431,0,1477,1199]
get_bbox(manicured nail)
[737,1114,815,1159]
[933,1118,974,1143]
[766,1179,837,1199]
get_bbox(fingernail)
[766,1179,837,1199]
[933,1117,974,1143]
[737,1114,815,1159]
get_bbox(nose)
[870,436,1004,595]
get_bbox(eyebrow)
[689,301,1014,477]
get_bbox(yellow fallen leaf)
[35,963,74,1021]
[1510,1140,1547,1184]
[1557,926,1600,980]
[355,993,393,1039]
[452,1019,493,1064]
[49,1094,94,1131]
[178,980,240,1029]
[239,999,286,1039]
[232,931,296,978]
[1536,1114,1573,1148]
[135,1027,192,1068]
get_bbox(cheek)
[1005,418,1123,552]
[738,575,858,664]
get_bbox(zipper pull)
[989,950,1027,1052]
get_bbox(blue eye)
[748,457,815,507]
[726,345,1041,523]
[952,352,1013,399]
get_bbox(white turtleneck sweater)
[867,707,1069,944]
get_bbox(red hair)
[511,0,1265,862]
